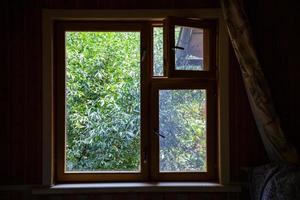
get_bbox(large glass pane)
[175,26,205,71]
[153,27,164,76]
[159,89,207,172]
[65,32,141,172]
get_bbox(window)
[54,22,149,181]
[43,10,229,184]
[164,17,217,78]
[54,20,216,182]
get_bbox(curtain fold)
[221,0,299,163]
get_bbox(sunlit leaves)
[65,31,207,173]
[153,27,164,76]
[66,32,140,171]
[159,90,207,172]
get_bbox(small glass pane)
[65,32,141,172]
[175,26,205,71]
[153,27,164,76]
[159,89,207,172]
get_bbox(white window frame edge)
[42,9,230,186]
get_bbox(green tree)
[66,32,141,171]
[65,30,207,172]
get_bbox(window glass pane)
[153,27,164,76]
[175,26,205,71]
[159,89,207,172]
[65,32,141,172]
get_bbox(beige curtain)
[221,0,299,163]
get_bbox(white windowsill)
[32,182,241,194]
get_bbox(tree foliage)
[66,32,141,171]
[159,90,207,172]
[65,31,207,172]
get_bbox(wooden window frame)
[150,18,218,181]
[164,17,217,79]
[42,9,230,185]
[54,21,151,182]
[150,78,217,181]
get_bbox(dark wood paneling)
[42,0,219,9]
[3,0,27,184]
[288,9,300,149]
[1,0,43,185]
[244,0,300,153]
[229,46,268,181]
[0,0,10,185]
[22,0,43,184]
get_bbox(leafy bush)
[65,31,206,172]
[159,90,207,172]
[66,32,141,171]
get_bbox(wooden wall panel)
[229,46,268,181]
[2,0,26,185]
[0,0,10,185]
[41,0,219,9]
[1,0,43,185]
[244,0,300,152]
[288,10,300,149]
[22,0,43,184]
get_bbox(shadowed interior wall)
[1,0,299,199]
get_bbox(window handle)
[154,130,166,138]
[172,46,184,50]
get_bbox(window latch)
[154,130,166,138]
[172,46,184,50]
